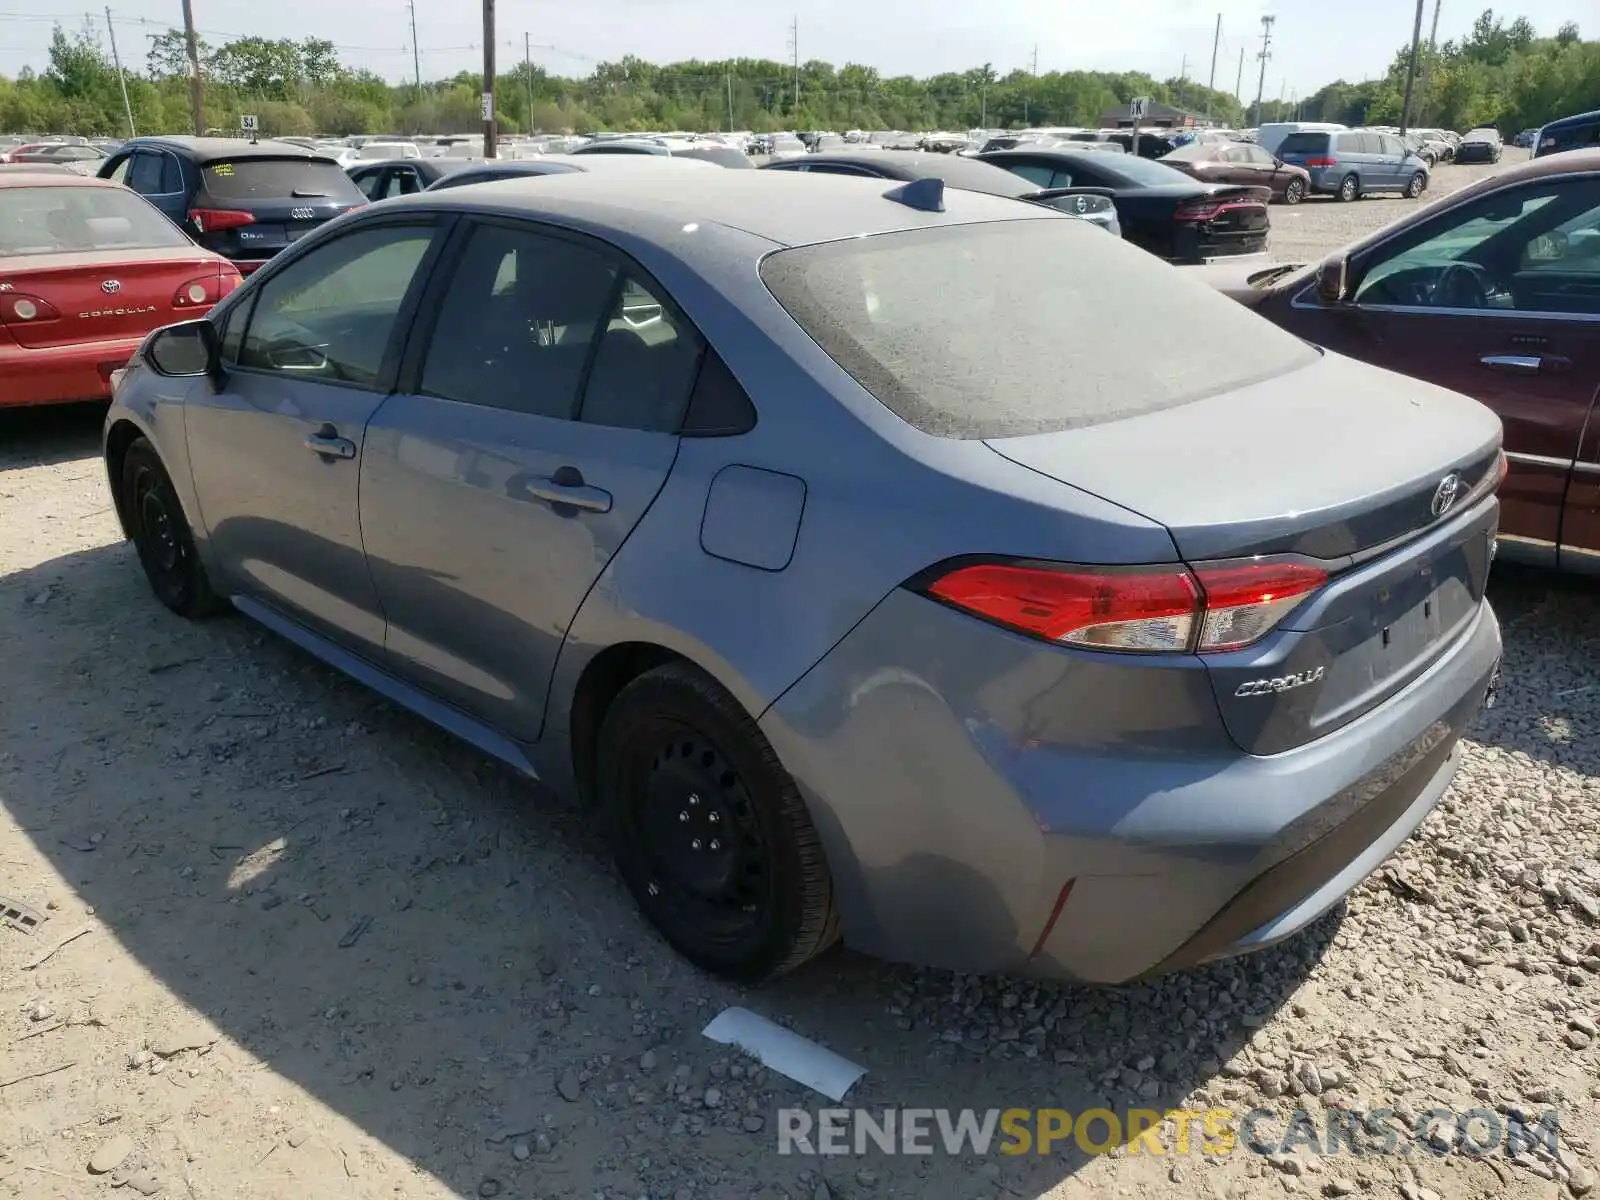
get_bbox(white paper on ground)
[701,1006,866,1102]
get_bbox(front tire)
[1282,177,1305,205]
[122,437,226,618]
[597,663,839,982]
[1337,174,1359,202]
[1406,171,1426,198]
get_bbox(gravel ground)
[3,146,1597,1200]
[1267,148,1531,264]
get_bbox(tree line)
[0,9,1593,140]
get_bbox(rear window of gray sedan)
[759,219,1318,439]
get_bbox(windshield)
[760,219,1317,439]
[1098,154,1200,186]
[200,158,364,202]
[0,185,192,256]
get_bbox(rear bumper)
[761,590,1501,983]
[0,334,142,408]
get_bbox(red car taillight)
[188,207,255,233]
[921,558,1327,654]
[1304,156,1337,168]
[1174,198,1224,222]
[171,270,238,309]
[0,293,61,324]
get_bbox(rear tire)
[1336,174,1359,202]
[122,437,227,618]
[1282,177,1305,205]
[1406,171,1426,199]
[596,663,839,983]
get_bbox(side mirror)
[1316,253,1350,305]
[145,319,219,379]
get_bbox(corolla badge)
[1431,472,1463,517]
[101,279,121,294]
[1235,666,1326,698]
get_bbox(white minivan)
[1255,121,1348,157]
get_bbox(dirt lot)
[3,146,1599,1200]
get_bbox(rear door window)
[1002,161,1056,189]
[418,223,618,418]
[125,152,166,195]
[580,277,705,432]
[1277,132,1328,156]
[199,158,365,204]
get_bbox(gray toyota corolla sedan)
[102,170,1505,985]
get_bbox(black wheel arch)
[104,418,147,540]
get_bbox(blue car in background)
[1275,129,1431,201]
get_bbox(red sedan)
[0,173,240,409]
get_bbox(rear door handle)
[526,467,612,514]
[1479,353,1569,375]
[304,423,356,459]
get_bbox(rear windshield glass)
[1096,155,1196,186]
[679,146,750,168]
[199,158,364,202]
[760,220,1318,439]
[0,185,191,256]
[1277,132,1330,154]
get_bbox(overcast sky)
[0,1,1580,101]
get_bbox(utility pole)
[1031,43,1039,75]
[726,70,734,133]
[524,33,535,133]
[481,0,496,157]
[1252,14,1274,128]
[1208,12,1221,90]
[104,8,136,137]
[789,16,799,114]
[408,0,421,91]
[1235,46,1244,103]
[1399,0,1425,136]
[1416,0,1443,127]
[180,0,203,135]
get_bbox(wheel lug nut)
[689,794,700,806]
[709,839,721,851]
[679,811,689,822]
[691,839,702,851]
[647,882,659,897]
[708,812,720,824]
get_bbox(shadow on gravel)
[1477,564,1600,771]
[0,535,1332,1198]
[0,402,105,472]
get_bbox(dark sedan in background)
[1160,141,1311,204]
[761,151,1121,235]
[978,147,1269,263]
[1197,148,1600,573]
[1455,128,1504,164]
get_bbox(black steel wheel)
[597,663,838,982]
[122,437,226,618]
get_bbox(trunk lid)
[985,350,1502,754]
[0,248,226,349]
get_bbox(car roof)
[781,152,1035,197]
[1541,108,1600,131]
[117,136,339,163]
[390,167,1055,248]
[0,172,122,189]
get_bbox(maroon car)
[1200,149,1600,574]
[1161,141,1312,205]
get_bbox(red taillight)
[927,563,1202,652]
[188,207,255,233]
[1304,156,1336,168]
[1174,199,1223,222]
[922,557,1326,654]
[171,273,229,309]
[0,293,61,324]
[1190,561,1328,652]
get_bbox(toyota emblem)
[1430,472,1463,517]
[101,279,122,295]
